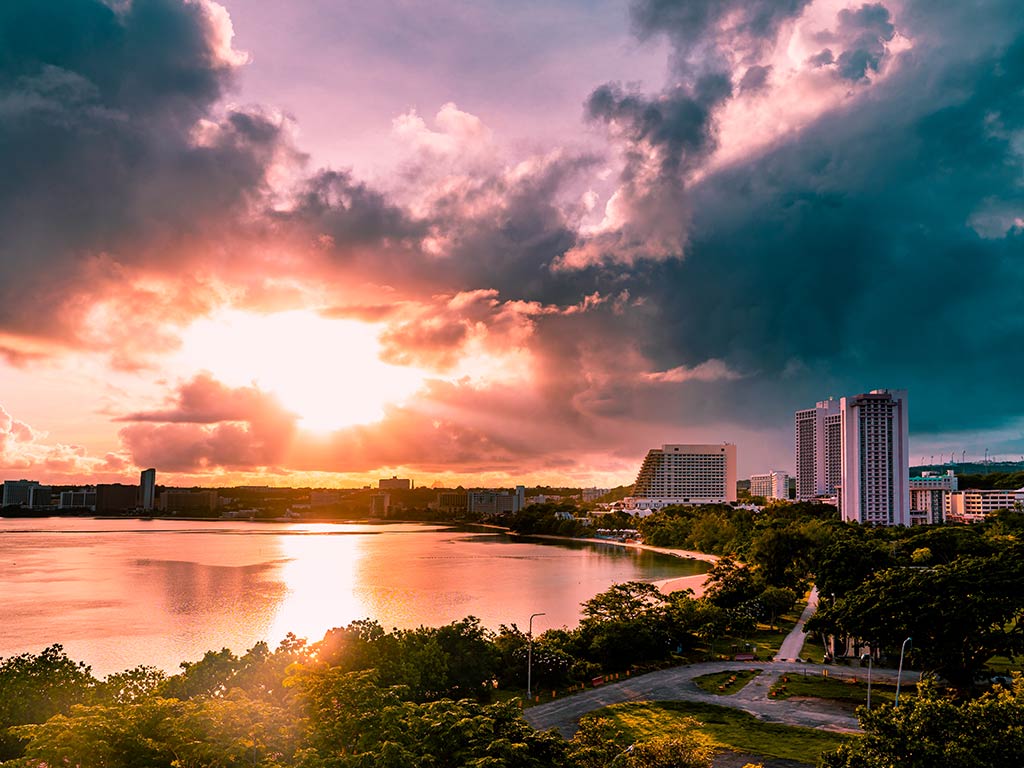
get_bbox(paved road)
[523,659,918,737]
[775,587,819,662]
[525,591,918,738]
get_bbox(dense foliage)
[0,577,772,768]
[821,676,1024,768]
[955,471,1024,491]
[5,506,1024,766]
[808,519,1024,686]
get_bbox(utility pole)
[527,612,546,700]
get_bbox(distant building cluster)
[0,469,227,518]
[2,480,53,508]
[2,474,155,513]
[5,392,1024,529]
[947,489,1024,522]
[433,486,526,517]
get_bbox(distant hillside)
[911,460,1024,476]
[911,461,1024,491]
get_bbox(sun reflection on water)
[265,532,367,643]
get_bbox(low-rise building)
[159,490,218,515]
[946,488,1024,523]
[59,489,97,510]
[379,476,413,490]
[369,492,390,517]
[750,471,789,500]
[468,486,526,517]
[2,480,52,508]
[435,491,469,515]
[909,470,957,525]
[96,483,140,513]
[580,487,611,503]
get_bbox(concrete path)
[775,587,819,662]
[524,659,918,738]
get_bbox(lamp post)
[895,637,912,707]
[861,652,873,710]
[527,612,546,700]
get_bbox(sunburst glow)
[174,310,427,431]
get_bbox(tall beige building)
[794,399,841,500]
[624,443,737,513]
[839,389,910,526]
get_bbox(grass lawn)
[800,632,828,664]
[770,673,913,707]
[693,669,761,695]
[704,601,807,661]
[985,654,1024,674]
[588,700,855,766]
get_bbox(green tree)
[99,665,167,704]
[812,552,1024,687]
[568,716,713,768]
[748,524,812,589]
[759,586,798,630]
[703,557,761,610]
[0,645,96,760]
[821,677,1024,768]
[8,693,301,768]
[581,582,667,623]
[295,668,565,768]
[814,536,895,598]
[579,583,673,668]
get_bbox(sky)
[1,0,1023,489]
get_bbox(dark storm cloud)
[0,0,281,343]
[630,0,812,72]
[625,0,1024,436]
[278,170,426,250]
[739,65,772,93]
[566,0,813,269]
[832,3,896,81]
[586,75,731,177]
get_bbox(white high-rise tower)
[794,399,842,500]
[839,389,910,526]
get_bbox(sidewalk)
[775,587,819,662]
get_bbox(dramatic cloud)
[5,0,1024,484]
[117,374,298,472]
[812,3,897,82]
[0,0,295,358]
[629,0,1024,441]
[630,0,813,73]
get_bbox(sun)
[173,309,426,431]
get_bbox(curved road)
[525,590,917,738]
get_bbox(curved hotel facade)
[623,443,737,514]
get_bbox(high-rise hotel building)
[794,399,842,500]
[838,389,910,526]
[796,389,910,525]
[624,444,737,514]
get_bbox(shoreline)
[507,532,717,597]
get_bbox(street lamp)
[860,652,873,710]
[527,612,546,700]
[895,637,912,707]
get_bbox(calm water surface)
[0,518,707,674]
